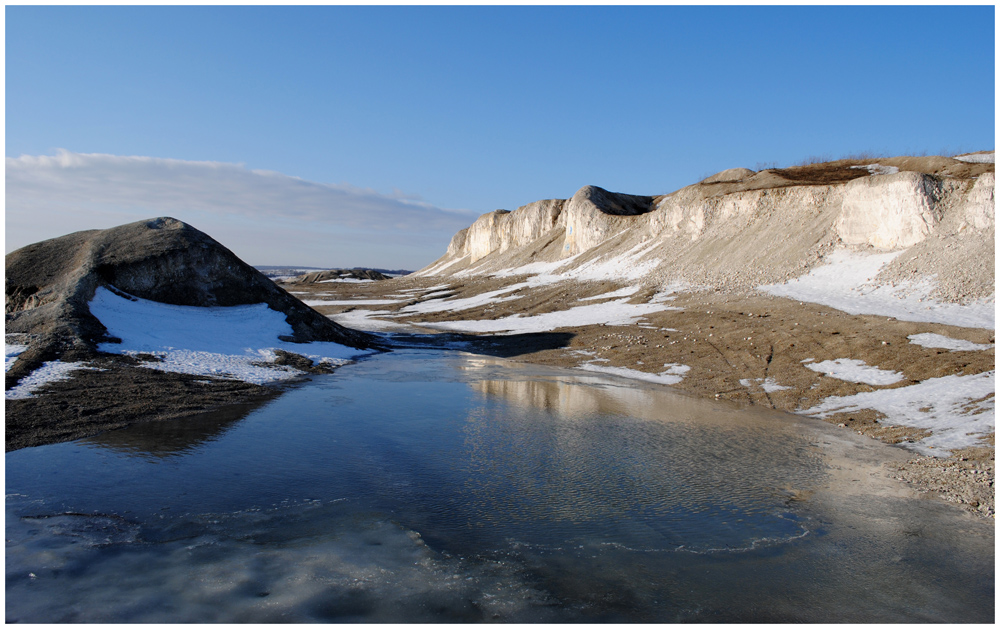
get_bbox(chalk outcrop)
[563,186,655,256]
[5,217,378,387]
[835,171,942,249]
[459,199,565,262]
[418,154,994,302]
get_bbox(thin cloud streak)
[6,150,477,268]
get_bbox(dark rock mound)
[287,268,390,284]
[576,185,655,216]
[5,217,380,389]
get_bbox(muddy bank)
[290,273,995,518]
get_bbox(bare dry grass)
[770,160,873,185]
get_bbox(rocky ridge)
[5,217,378,393]
[5,218,378,450]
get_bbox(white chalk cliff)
[418,153,995,303]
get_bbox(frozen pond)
[6,350,994,622]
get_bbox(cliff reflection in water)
[459,366,824,546]
[468,366,756,428]
[474,373,697,421]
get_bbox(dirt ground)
[290,273,995,518]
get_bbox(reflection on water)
[5,350,995,622]
[461,377,820,552]
[81,399,270,459]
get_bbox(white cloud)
[5,150,476,268]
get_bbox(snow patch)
[491,240,663,286]
[318,278,375,283]
[327,309,415,333]
[420,298,681,335]
[5,341,28,372]
[304,299,402,306]
[579,286,641,301]
[6,361,98,399]
[805,358,905,385]
[850,164,900,176]
[578,362,690,386]
[399,283,530,315]
[559,241,661,283]
[953,152,995,164]
[418,255,468,277]
[418,290,456,300]
[492,254,584,279]
[802,371,995,456]
[649,285,686,303]
[89,287,370,385]
[908,333,994,352]
[740,377,792,392]
[761,249,995,329]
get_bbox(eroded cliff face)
[418,155,994,301]
[836,171,943,249]
[463,199,565,262]
[437,186,657,265]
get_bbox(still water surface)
[6,350,994,622]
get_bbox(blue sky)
[6,5,995,268]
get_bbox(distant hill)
[256,266,412,280]
[286,269,390,283]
